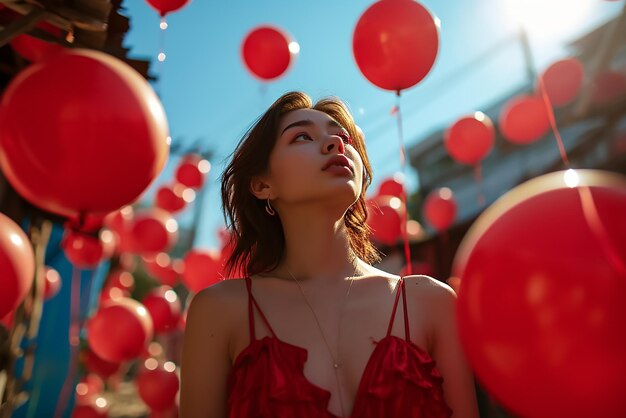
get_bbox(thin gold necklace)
[285,267,356,418]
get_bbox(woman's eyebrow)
[280,119,343,135]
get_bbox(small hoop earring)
[265,198,276,216]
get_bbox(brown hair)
[220,91,381,277]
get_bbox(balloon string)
[577,185,626,278]
[395,91,413,277]
[536,75,570,168]
[53,265,82,418]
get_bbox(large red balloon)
[86,298,153,363]
[353,0,439,92]
[130,208,178,255]
[366,195,404,245]
[0,212,35,319]
[0,49,169,219]
[423,187,456,231]
[182,249,222,292]
[538,58,584,107]
[146,0,190,16]
[141,285,181,334]
[242,26,295,81]
[136,362,180,411]
[499,94,550,144]
[444,112,495,165]
[453,170,626,418]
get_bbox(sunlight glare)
[507,0,594,39]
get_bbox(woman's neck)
[271,204,362,283]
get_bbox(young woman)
[180,91,479,418]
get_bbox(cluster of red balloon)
[367,174,434,246]
[500,57,585,145]
[156,154,209,214]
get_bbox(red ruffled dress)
[226,276,453,418]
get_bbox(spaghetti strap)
[386,276,411,342]
[244,276,277,341]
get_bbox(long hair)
[220,91,381,277]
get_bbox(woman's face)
[264,108,364,211]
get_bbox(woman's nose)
[323,135,345,154]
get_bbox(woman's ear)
[249,176,272,200]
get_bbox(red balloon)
[146,0,190,16]
[242,26,295,81]
[499,94,551,144]
[143,253,184,286]
[175,154,210,189]
[366,195,404,245]
[130,208,178,255]
[353,0,439,92]
[62,230,115,268]
[182,249,222,292]
[155,184,188,213]
[141,285,181,334]
[103,206,135,254]
[590,71,626,105]
[75,373,104,403]
[0,212,35,319]
[10,21,65,63]
[82,348,121,379]
[136,362,180,411]
[423,187,456,231]
[43,266,62,300]
[538,58,584,107]
[453,170,626,418]
[444,112,495,165]
[0,49,169,218]
[377,174,405,198]
[72,396,109,418]
[106,270,135,294]
[86,298,153,363]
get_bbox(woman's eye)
[338,132,353,145]
[293,133,313,142]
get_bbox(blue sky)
[121,0,623,250]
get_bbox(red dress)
[226,276,453,418]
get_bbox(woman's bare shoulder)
[187,278,249,324]
[404,274,456,306]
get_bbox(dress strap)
[385,276,411,342]
[244,276,277,341]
